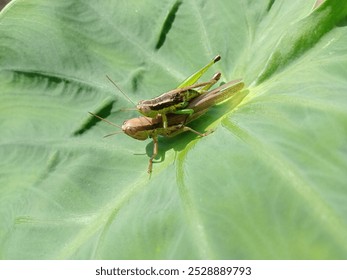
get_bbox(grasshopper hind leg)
[168,125,214,138]
[182,126,214,137]
[178,55,221,88]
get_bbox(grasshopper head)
[122,117,152,140]
[136,102,156,117]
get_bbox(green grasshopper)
[107,55,222,129]
[90,79,244,173]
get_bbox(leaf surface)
[1,0,347,259]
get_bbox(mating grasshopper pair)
[90,56,244,173]
[106,55,222,129]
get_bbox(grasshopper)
[90,79,244,173]
[107,55,222,129]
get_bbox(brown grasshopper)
[90,78,244,173]
[107,55,222,129]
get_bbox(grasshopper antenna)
[106,75,136,106]
[120,108,138,111]
[103,131,124,138]
[88,112,122,128]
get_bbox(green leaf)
[1,0,347,259]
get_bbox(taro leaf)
[1,0,347,259]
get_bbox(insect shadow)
[145,89,250,167]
